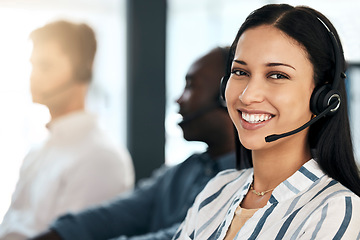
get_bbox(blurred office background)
[0,0,359,222]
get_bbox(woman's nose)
[239,78,265,105]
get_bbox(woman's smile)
[238,109,274,130]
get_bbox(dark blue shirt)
[51,152,239,240]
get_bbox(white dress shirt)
[0,111,134,239]
[173,159,360,239]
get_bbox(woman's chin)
[237,124,275,151]
[239,137,267,151]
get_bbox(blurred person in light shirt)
[0,20,134,240]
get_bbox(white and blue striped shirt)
[173,159,360,239]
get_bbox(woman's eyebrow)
[266,62,296,70]
[233,60,296,70]
[233,59,246,65]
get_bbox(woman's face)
[225,25,315,151]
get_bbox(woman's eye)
[269,73,289,79]
[231,70,248,76]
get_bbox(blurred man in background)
[0,20,134,240]
[31,46,250,240]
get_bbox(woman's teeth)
[242,112,272,123]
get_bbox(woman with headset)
[173,4,360,239]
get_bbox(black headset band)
[316,17,344,90]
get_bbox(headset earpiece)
[310,84,341,116]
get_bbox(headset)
[309,17,345,116]
[220,16,346,143]
[38,64,92,102]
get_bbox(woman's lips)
[242,112,272,123]
[238,110,274,130]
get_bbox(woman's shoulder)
[318,175,359,198]
[302,178,360,239]
[305,175,360,216]
[326,179,360,206]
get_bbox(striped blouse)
[173,159,360,239]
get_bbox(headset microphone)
[265,98,339,142]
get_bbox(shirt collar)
[46,111,98,140]
[239,159,326,204]
[269,159,326,204]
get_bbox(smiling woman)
[226,25,315,153]
[166,0,360,167]
[173,4,360,240]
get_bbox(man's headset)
[40,64,92,100]
[220,16,346,143]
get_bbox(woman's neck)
[251,137,312,191]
